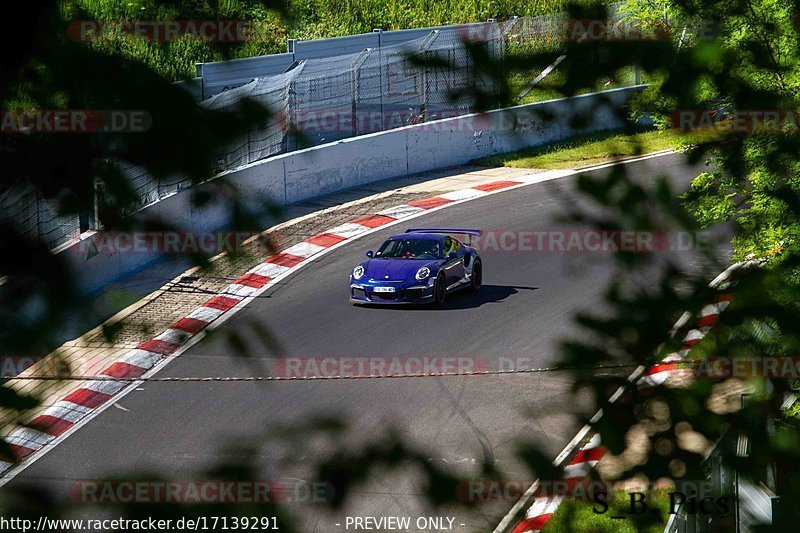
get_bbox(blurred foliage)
[3,0,800,532]
[622,0,800,265]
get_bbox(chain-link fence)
[204,24,504,171]
[8,8,643,252]
[0,185,81,251]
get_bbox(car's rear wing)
[405,228,482,245]
[405,228,482,237]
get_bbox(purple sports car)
[349,228,483,305]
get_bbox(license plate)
[373,286,395,293]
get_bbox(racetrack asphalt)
[5,153,733,531]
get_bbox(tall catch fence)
[6,6,643,251]
[203,25,504,171]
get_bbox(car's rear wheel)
[470,259,482,292]
[433,273,446,307]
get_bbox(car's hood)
[361,259,440,281]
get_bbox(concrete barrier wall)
[60,85,645,294]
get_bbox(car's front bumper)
[349,282,434,304]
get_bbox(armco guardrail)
[197,53,296,98]
[180,20,510,101]
[59,85,646,294]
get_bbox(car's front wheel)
[470,259,482,293]
[433,272,446,307]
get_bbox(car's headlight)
[352,265,365,279]
[415,267,431,280]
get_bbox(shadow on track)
[355,284,538,311]
[440,284,538,310]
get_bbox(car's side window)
[444,236,461,257]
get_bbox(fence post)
[351,49,371,136]
[195,63,205,100]
[419,30,440,123]
[287,65,299,153]
[372,28,384,132]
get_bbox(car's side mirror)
[448,252,457,259]
[366,250,374,258]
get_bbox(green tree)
[4,0,800,532]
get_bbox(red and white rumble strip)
[0,170,573,476]
[507,282,738,533]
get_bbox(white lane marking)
[515,169,573,184]
[638,372,671,388]
[438,188,486,201]
[684,328,709,343]
[0,153,681,488]
[221,284,256,299]
[563,461,596,479]
[81,379,126,396]
[327,222,370,239]
[281,241,327,258]
[377,204,425,219]
[526,495,564,518]
[153,328,188,346]
[7,428,54,449]
[248,262,290,279]
[701,301,729,316]
[663,352,685,363]
[118,349,162,369]
[582,433,602,450]
[186,306,224,323]
[39,402,93,423]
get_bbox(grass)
[62,0,574,81]
[475,128,689,169]
[545,489,673,533]
[511,66,646,105]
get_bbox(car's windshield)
[375,238,441,259]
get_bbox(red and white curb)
[0,151,677,481]
[504,266,742,533]
[0,169,585,478]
